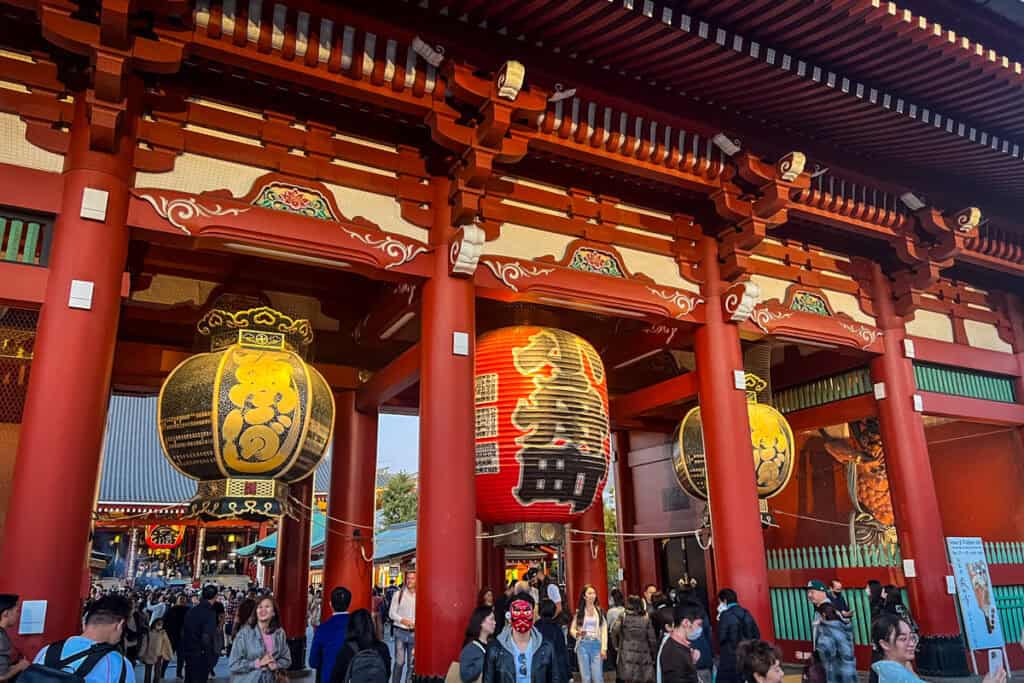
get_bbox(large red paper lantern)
[145,524,185,550]
[475,326,611,524]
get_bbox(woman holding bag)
[229,596,291,683]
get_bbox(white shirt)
[389,588,416,629]
[546,584,561,604]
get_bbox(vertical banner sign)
[946,537,1005,655]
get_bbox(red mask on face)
[509,600,533,633]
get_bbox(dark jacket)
[657,637,698,683]
[329,641,391,683]
[459,640,488,683]
[716,605,759,683]
[611,613,656,682]
[182,601,219,667]
[483,629,556,683]
[310,612,349,683]
[535,619,569,683]
[164,605,189,645]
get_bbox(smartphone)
[988,648,1005,674]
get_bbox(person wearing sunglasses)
[483,593,556,683]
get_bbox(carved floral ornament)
[133,186,430,272]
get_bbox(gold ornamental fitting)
[197,306,314,357]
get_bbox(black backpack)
[739,608,761,641]
[343,643,388,683]
[20,640,128,683]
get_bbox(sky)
[376,413,419,473]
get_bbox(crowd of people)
[0,573,1015,683]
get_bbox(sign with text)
[946,537,1005,651]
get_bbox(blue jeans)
[576,638,602,683]
[392,627,414,683]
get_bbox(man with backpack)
[27,594,135,683]
[715,588,760,683]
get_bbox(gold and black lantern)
[674,373,794,526]
[157,303,335,518]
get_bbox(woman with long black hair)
[457,606,495,683]
[330,609,391,683]
[569,584,607,683]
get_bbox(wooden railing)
[767,543,902,570]
[0,211,51,266]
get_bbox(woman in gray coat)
[229,596,291,683]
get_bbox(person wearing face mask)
[716,589,760,683]
[656,602,702,683]
[483,593,557,683]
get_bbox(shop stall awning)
[259,520,417,565]
[236,510,328,557]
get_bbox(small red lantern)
[145,524,185,550]
[475,326,611,524]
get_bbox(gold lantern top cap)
[197,306,314,355]
[744,372,768,402]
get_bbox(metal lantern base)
[285,635,307,672]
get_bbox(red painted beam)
[784,394,877,432]
[609,371,698,421]
[909,336,1019,377]
[919,391,1024,425]
[0,164,62,215]
[355,343,420,413]
[0,262,48,307]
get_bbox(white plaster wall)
[0,113,64,173]
[905,310,955,343]
[616,246,698,293]
[135,153,266,196]
[322,182,427,241]
[964,319,1013,353]
[484,223,574,260]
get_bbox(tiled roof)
[97,395,331,505]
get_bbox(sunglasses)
[518,653,527,677]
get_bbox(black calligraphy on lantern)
[511,329,609,512]
[150,525,180,547]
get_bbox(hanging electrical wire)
[772,509,849,527]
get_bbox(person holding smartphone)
[871,614,1006,683]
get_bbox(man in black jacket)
[484,593,556,683]
[715,589,760,683]
[163,595,189,679]
[181,585,219,683]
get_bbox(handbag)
[801,654,826,683]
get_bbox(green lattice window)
[913,362,1016,403]
[773,368,872,414]
[0,211,51,266]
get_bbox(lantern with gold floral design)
[474,326,611,525]
[674,373,794,527]
[157,299,335,519]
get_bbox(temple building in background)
[1,0,1024,680]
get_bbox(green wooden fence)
[770,587,875,645]
[774,368,873,414]
[985,541,1024,565]
[767,544,902,570]
[913,362,1016,404]
[995,586,1024,646]
[0,212,50,266]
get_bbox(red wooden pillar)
[415,176,477,681]
[693,236,773,634]
[276,476,313,670]
[322,391,378,614]
[486,536,506,596]
[869,266,962,667]
[567,501,609,608]
[613,431,640,595]
[0,92,135,649]
[634,539,662,593]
